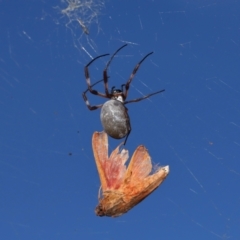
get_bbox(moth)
[92,131,169,217]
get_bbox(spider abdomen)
[100,100,131,139]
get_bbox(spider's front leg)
[103,44,128,96]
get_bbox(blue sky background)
[1,0,240,239]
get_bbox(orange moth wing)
[92,131,128,190]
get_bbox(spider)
[82,44,165,145]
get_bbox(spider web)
[0,0,239,239]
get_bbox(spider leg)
[85,79,104,89]
[82,97,104,110]
[124,89,165,105]
[84,53,110,98]
[123,107,131,145]
[82,79,106,110]
[123,52,153,100]
[123,130,131,145]
[103,44,128,96]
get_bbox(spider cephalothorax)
[82,44,165,145]
[110,87,125,102]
